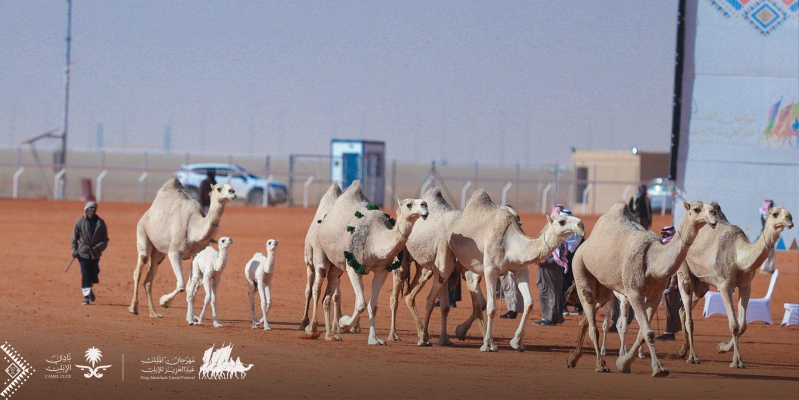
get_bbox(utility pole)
[58,0,73,168]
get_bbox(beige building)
[572,150,670,214]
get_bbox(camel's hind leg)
[300,255,314,330]
[617,294,668,377]
[456,269,486,341]
[186,264,202,324]
[405,264,434,341]
[142,251,166,318]
[387,268,404,342]
[159,251,187,309]
[305,252,330,337]
[322,268,342,341]
[600,300,612,356]
[509,265,534,352]
[717,283,746,368]
[129,229,153,315]
[677,269,700,363]
[567,253,610,372]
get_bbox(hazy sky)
[1,1,679,165]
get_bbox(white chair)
[781,303,799,327]
[702,269,779,324]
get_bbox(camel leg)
[617,294,668,377]
[509,266,534,351]
[437,280,454,347]
[159,251,186,309]
[331,270,344,334]
[617,295,630,357]
[259,276,272,331]
[567,314,590,368]
[300,261,314,330]
[420,274,444,346]
[186,272,201,324]
[677,275,699,363]
[248,282,258,328]
[129,252,148,315]
[387,269,403,342]
[600,301,611,356]
[456,270,486,341]
[305,257,329,336]
[210,278,222,328]
[143,251,165,318]
[196,277,212,325]
[365,268,390,345]
[323,269,342,341]
[405,266,434,341]
[339,266,367,333]
[481,267,500,352]
[716,284,745,368]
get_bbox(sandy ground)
[0,199,797,399]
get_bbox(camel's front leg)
[676,270,699,363]
[437,279,454,347]
[300,261,314,330]
[210,278,223,328]
[304,260,328,337]
[259,276,272,331]
[510,266,534,352]
[322,269,342,340]
[196,277,212,325]
[716,284,744,368]
[405,266,434,341]
[600,301,611,356]
[387,269,404,342]
[420,272,444,346]
[159,251,186,309]
[617,294,630,357]
[456,270,486,341]
[248,282,259,328]
[364,268,390,346]
[129,252,148,315]
[186,273,201,324]
[481,267,500,352]
[339,266,367,333]
[617,294,667,377]
[143,252,164,318]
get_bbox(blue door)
[342,153,360,188]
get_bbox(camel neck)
[646,216,698,281]
[216,247,229,270]
[189,200,225,243]
[506,224,562,265]
[737,225,779,273]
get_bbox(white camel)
[186,237,234,328]
[245,239,278,330]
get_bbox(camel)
[676,204,793,368]
[432,190,585,352]
[129,177,236,318]
[386,187,465,345]
[300,182,342,331]
[308,180,429,344]
[245,239,279,330]
[186,236,234,327]
[566,201,717,377]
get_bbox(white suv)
[176,163,288,205]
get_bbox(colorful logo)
[709,0,797,36]
[761,98,799,148]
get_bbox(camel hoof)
[717,341,729,354]
[438,337,454,347]
[325,334,342,341]
[299,319,309,330]
[262,324,271,331]
[595,365,610,373]
[159,295,172,308]
[566,352,579,368]
[368,337,386,346]
[213,322,223,328]
[417,340,432,347]
[387,332,401,342]
[677,346,688,359]
[687,357,700,365]
[480,343,498,352]
[652,368,670,378]
[252,324,258,329]
[637,352,645,359]
[730,360,745,369]
[600,348,606,357]
[455,324,469,341]
[510,338,524,352]
[616,359,631,374]
[305,326,315,335]
[299,331,321,340]
[149,311,163,318]
[128,305,138,315]
[351,326,362,334]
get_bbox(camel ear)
[683,201,690,211]
[210,183,216,190]
[546,215,552,224]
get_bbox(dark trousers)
[663,288,683,334]
[79,257,100,289]
[537,263,564,324]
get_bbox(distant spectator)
[760,199,776,274]
[533,205,566,326]
[562,209,584,316]
[198,169,217,215]
[70,201,109,305]
[656,226,681,341]
[629,184,652,230]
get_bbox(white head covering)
[84,201,98,211]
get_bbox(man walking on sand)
[70,201,109,305]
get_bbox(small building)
[330,139,386,206]
[572,149,669,214]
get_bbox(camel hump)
[464,189,494,211]
[340,180,369,203]
[424,186,452,210]
[327,181,343,197]
[151,175,194,205]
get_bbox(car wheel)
[248,188,264,205]
[186,186,199,200]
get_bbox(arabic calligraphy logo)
[75,347,112,378]
[1,342,34,399]
[199,343,252,379]
[44,353,72,379]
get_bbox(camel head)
[210,183,237,204]
[218,236,233,250]
[682,200,718,229]
[545,215,585,240]
[765,206,794,234]
[396,198,429,223]
[266,239,279,252]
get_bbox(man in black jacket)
[198,169,216,215]
[629,184,652,230]
[71,201,109,305]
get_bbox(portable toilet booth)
[331,139,386,206]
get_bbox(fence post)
[501,181,513,206]
[262,174,273,207]
[420,175,433,196]
[622,184,635,201]
[138,172,149,202]
[288,155,295,206]
[96,170,108,202]
[514,163,520,208]
[391,159,397,201]
[303,175,315,208]
[12,167,24,199]
[581,184,593,215]
[541,182,553,214]
[461,180,472,209]
[54,169,67,200]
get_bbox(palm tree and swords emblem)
[75,347,112,378]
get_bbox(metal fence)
[0,147,670,215]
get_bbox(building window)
[575,167,588,203]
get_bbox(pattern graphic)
[761,98,799,147]
[708,0,798,36]
[1,342,33,399]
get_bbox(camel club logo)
[1,342,34,399]
[198,344,253,379]
[75,347,112,378]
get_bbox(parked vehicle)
[176,164,288,205]
[647,177,676,212]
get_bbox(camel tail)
[565,282,579,305]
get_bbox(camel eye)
[217,187,222,192]
[558,220,565,226]
[693,208,700,213]
[406,203,412,209]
